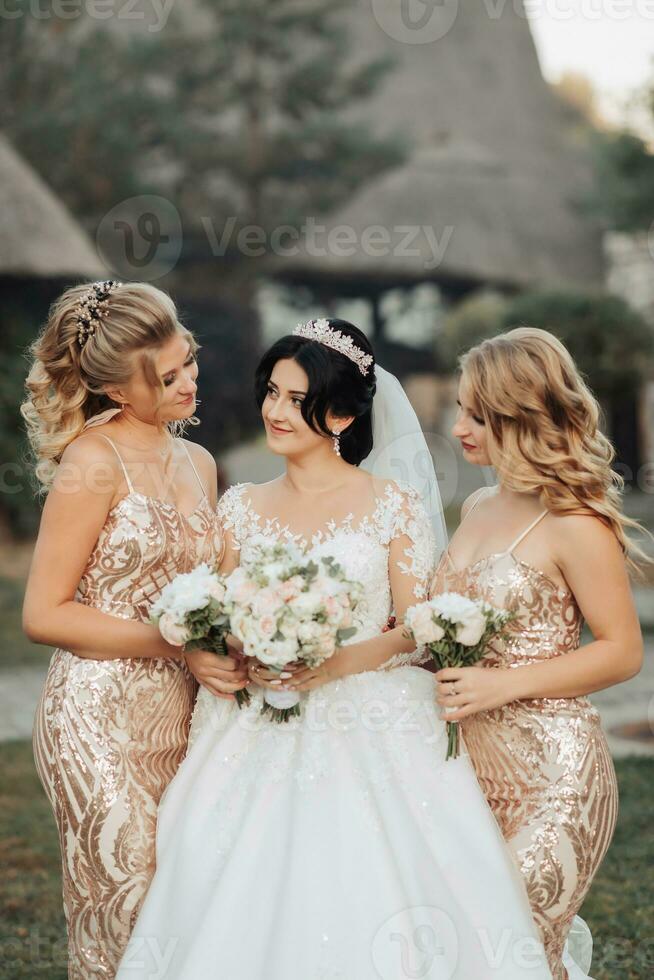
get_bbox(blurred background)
[0,1,653,977]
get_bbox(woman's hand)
[435,665,519,721]
[184,649,250,700]
[248,649,353,693]
[289,649,353,691]
[247,659,303,692]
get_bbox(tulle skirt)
[117,667,555,979]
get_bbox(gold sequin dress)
[32,435,223,980]
[430,497,618,980]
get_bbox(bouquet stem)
[260,701,302,724]
[432,650,464,761]
[261,686,301,724]
[446,720,460,761]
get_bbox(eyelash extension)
[457,400,484,426]
[267,384,303,407]
[164,355,195,387]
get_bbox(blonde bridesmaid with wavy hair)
[430,326,645,980]
[22,281,248,979]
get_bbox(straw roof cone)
[0,133,106,279]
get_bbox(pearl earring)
[332,429,341,456]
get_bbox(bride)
[116,318,552,979]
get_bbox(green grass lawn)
[0,742,652,979]
[0,576,53,671]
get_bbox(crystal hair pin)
[75,280,122,348]
[293,318,373,376]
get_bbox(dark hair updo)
[254,318,377,465]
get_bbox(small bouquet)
[404,592,514,760]
[225,540,363,723]
[150,562,251,709]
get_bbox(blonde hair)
[460,326,650,575]
[21,281,199,491]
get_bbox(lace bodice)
[218,480,438,665]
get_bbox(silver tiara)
[293,318,373,376]
[74,280,122,348]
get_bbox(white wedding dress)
[116,481,553,980]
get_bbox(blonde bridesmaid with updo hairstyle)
[430,326,646,980]
[22,281,249,979]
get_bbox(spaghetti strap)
[96,434,134,494]
[179,441,207,499]
[507,509,548,553]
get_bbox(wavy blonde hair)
[21,281,200,491]
[460,326,650,575]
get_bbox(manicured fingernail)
[280,671,292,679]
[270,679,282,686]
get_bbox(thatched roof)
[0,134,106,279]
[276,140,602,292]
[276,0,604,292]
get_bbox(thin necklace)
[119,426,175,459]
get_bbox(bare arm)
[509,515,643,698]
[22,435,180,661]
[183,496,249,696]
[436,515,644,719]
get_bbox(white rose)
[229,608,248,642]
[258,638,298,668]
[407,604,445,645]
[324,596,341,623]
[261,560,289,583]
[455,613,486,647]
[288,592,323,618]
[258,614,277,639]
[430,592,479,625]
[253,589,284,619]
[158,612,190,647]
[278,577,303,602]
[281,617,300,640]
[297,621,322,644]
[207,579,226,604]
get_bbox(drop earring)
[332,429,341,456]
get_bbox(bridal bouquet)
[150,562,251,709]
[404,593,514,760]
[226,540,363,723]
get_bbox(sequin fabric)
[32,483,223,979]
[430,548,619,980]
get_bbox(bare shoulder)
[548,511,623,561]
[51,431,122,504]
[181,437,217,485]
[180,438,216,470]
[58,430,121,472]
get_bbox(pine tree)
[0,1,403,238]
